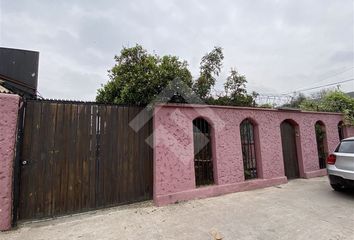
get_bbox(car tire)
[331,183,344,191]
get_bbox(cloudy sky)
[1,0,353,100]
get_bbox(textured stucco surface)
[153,104,343,206]
[345,125,354,138]
[0,93,20,231]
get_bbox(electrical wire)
[281,66,354,95]
[282,78,354,95]
[313,66,354,84]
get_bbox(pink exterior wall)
[0,93,20,231]
[344,125,354,138]
[153,104,343,206]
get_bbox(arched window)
[315,121,328,169]
[240,119,258,180]
[193,118,214,186]
[338,121,345,140]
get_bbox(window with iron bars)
[315,121,327,169]
[240,119,258,180]
[193,117,214,186]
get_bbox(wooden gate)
[17,100,153,221]
[280,120,300,179]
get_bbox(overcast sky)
[1,0,353,100]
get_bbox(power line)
[311,66,354,85]
[283,78,354,95]
[281,66,354,95]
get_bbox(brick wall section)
[0,93,20,231]
[153,104,343,206]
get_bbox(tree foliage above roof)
[96,45,192,105]
[96,44,257,107]
[193,47,224,99]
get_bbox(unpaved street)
[1,177,354,240]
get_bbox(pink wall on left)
[0,93,20,231]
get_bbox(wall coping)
[155,103,343,116]
[0,92,20,99]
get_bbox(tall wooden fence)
[17,100,153,220]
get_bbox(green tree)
[193,47,224,99]
[300,90,354,125]
[217,69,258,106]
[224,69,247,96]
[97,44,258,107]
[96,45,193,105]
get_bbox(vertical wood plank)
[97,105,107,207]
[75,104,84,211]
[41,102,57,217]
[116,106,124,203]
[89,105,97,209]
[32,102,44,219]
[18,101,34,219]
[81,104,91,210]
[67,104,78,213]
[52,103,65,215]
[103,106,112,206]
[59,103,71,214]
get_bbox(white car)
[327,137,354,191]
